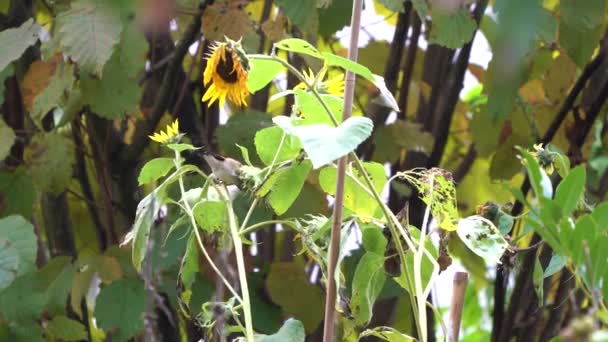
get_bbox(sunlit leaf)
[554,165,585,216]
[273,116,373,169]
[255,126,302,166]
[248,58,283,93]
[138,158,175,185]
[192,200,227,233]
[275,38,323,58]
[456,216,509,264]
[256,319,305,342]
[256,161,312,215]
[319,162,386,218]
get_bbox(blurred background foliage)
[1,0,608,341]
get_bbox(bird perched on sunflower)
[202,39,250,107]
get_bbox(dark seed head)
[215,48,239,83]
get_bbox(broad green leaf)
[294,89,344,125]
[46,315,87,341]
[23,133,75,194]
[322,52,374,81]
[554,165,585,216]
[257,161,312,215]
[274,116,373,169]
[94,279,145,341]
[536,9,558,44]
[544,253,566,278]
[351,252,386,325]
[80,20,146,118]
[57,0,123,76]
[217,111,273,164]
[273,0,316,32]
[589,235,608,288]
[486,0,547,121]
[532,199,564,253]
[0,272,46,321]
[180,232,199,291]
[0,169,36,219]
[0,215,37,282]
[30,62,75,129]
[0,19,40,72]
[319,162,386,218]
[265,262,324,333]
[129,191,161,272]
[318,0,353,37]
[36,257,76,315]
[361,225,388,256]
[560,0,606,29]
[559,19,603,68]
[255,126,302,166]
[569,214,597,266]
[0,240,19,291]
[256,319,305,342]
[192,200,227,233]
[429,8,477,49]
[591,202,608,233]
[359,326,415,342]
[248,58,283,93]
[0,118,15,161]
[138,158,175,185]
[518,147,553,199]
[533,254,544,302]
[372,120,434,163]
[456,216,509,264]
[274,38,323,58]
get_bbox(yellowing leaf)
[202,2,254,41]
[519,80,546,105]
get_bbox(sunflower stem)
[173,150,244,304]
[218,184,255,342]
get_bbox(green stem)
[173,150,243,304]
[218,185,255,341]
[240,219,300,236]
[248,51,427,340]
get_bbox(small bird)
[200,148,243,187]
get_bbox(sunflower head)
[202,39,250,108]
[294,67,344,97]
[149,119,181,144]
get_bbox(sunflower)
[149,119,180,144]
[202,40,250,107]
[294,67,344,97]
